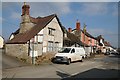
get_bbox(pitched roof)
[96,35,104,40]
[12,29,20,35]
[66,32,89,47]
[72,29,96,40]
[104,41,111,47]
[81,30,96,40]
[62,27,88,47]
[7,14,61,44]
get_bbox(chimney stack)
[68,28,72,32]
[22,2,30,16]
[76,20,80,31]
[19,2,34,34]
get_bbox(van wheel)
[80,59,83,62]
[66,59,71,65]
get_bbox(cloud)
[75,0,119,2]
[0,2,1,11]
[112,3,118,16]
[0,17,5,23]
[29,2,71,17]
[88,28,105,36]
[88,28,118,47]
[0,30,1,36]
[80,3,108,16]
[1,0,120,2]
[2,2,21,20]
[113,10,118,16]
[0,17,2,22]
[88,28,118,36]
[10,12,21,19]
[0,17,2,35]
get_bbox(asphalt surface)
[2,53,120,79]
[67,54,120,78]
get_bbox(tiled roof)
[96,35,104,40]
[66,32,89,47]
[63,28,89,47]
[12,29,20,35]
[104,41,111,47]
[72,29,96,40]
[7,14,60,44]
[81,30,96,40]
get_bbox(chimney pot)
[22,3,30,16]
[68,28,72,32]
[76,20,80,31]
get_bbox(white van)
[52,47,86,65]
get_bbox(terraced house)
[68,20,98,54]
[6,3,63,63]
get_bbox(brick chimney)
[68,28,72,32]
[19,2,34,34]
[22,2,30,16]
[76,20,80,31]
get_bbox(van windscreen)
[58,48,71,53]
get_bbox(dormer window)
[48,27,55,36]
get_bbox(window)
[48,28,55,36]
[59,48,71,53]
[55,42,59,51]
[71,49,75,53]
[38,36,43,42]
[48,41,53,51]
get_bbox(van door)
[75,48,82,61]
[80,48,86,58]
[70,48,76,61]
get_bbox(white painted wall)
[9,34,14,40]
[42,17,63,52]
[29,17,63,53]
[0,36,4,48]
[38,29,43,34]
[85,47,92,57]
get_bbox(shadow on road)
[62,68,119,80]
[109,54,120,58]
[56,71,70,78]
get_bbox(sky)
[0,1,119,48]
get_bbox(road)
[2,49,29,69]
[2,52,120,79]
[1,49,30,79]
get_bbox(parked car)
[52,47,85,65]
[104,51,110,55]
[110,50,119,55]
